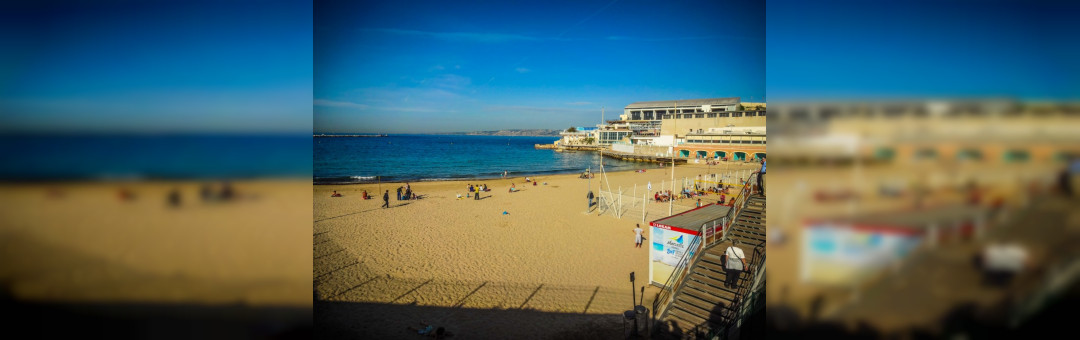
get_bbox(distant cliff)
[449,129,562,137]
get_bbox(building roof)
[626,97,741,110]
[650,204,731,234]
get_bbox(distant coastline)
[442,129,561,137]
[313,134,387,137]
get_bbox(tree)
[737,104,746,111]
[567,127,577,132]
[583,137,595,145]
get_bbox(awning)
[649,204,732,235]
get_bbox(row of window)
[660,111,767,119]
[686,139,766,144]
[629,108,726,115]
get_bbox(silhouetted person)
[382,190,390,208]
[1060,163,1073,197]
[587,190,594,210]
[221,181,235,201]
[757,157,766,195]
[396,186,403,201]
[168,188,181,207]
[200,183,213,202]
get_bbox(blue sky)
[0,1,312,133]
[767,0,1080,102]
[314,0,765,134]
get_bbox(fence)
[595,170,755,223]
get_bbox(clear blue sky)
[0,1,312,134]
[767,0,1080,102]
[314,0,765,134]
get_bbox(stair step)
[668,302,725,327]
[666,308,717,333]
[729,228,766,238]
[660,315,701,339]
[695,259,729,276]
[727,233,766,244]
[680,285,726,306]
[688,272,739,295]
[671,299,714,320]
[684,280,738,303]
[738,218,766,225]
[732,223,765,232]
[675,290,720,312]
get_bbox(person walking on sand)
[382,190,390,208]
[633,224,645,248]
[724,239,747,288]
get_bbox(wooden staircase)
[656,193,766,339]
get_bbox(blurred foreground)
[0,180,312,337]
[0,134,313,338]
[766,99,1080,338]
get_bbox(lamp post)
[630,272,638,336]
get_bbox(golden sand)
[0,180,312,306]
[314,161,761,338]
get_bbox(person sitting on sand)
[362,190,369,199]
[331,190,342,197]
[525,177,531,182]
[468,184,474,193]
[509,183,516,193]
[533,180,537,186]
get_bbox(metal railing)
[718,172,758,247]
[649,171,764,339]
[650,234,703,327]
[699,246,765,340]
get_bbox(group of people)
[468,183,489,193]
[654,190,677,202]
[165,182,236,208]
[396,183,418,201]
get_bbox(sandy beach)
[313,160,761,339]
[0,180,313,306]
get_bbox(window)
[707,113,716,118]
[733,113,743,117]
[695,114,704,118]
[719,113,729,117]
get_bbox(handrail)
[651,171,763,338]
[651,234,702,327]
[705,245,766,339]
[718,172,757,247]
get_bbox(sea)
[314,134,652,184]
[0,134,312,181]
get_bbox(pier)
[602,150,688,164]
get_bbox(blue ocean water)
[314,134,651,184]
[0,134,312,181]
